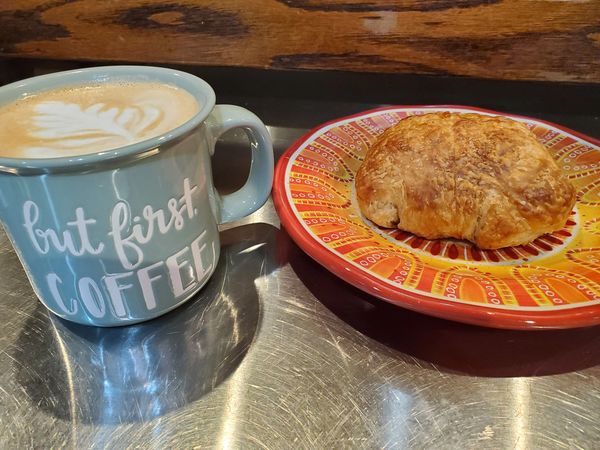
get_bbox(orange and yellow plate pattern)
[273,106,600,329]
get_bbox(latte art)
[0,82,199,158]
[28,101,164,156]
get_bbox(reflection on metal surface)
[511,377,531,450]
[216,365,248,450]
[1,129,600,448]
[50,316,78,444]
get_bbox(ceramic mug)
[0,66,273,326]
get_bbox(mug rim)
[0,65,216,175]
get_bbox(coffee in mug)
[0,81,199,158]
[0,66,274,327]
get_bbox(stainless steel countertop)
[2,121,600,449]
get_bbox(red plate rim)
[272,105,600,330]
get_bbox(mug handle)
[205,105,274,224]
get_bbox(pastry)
[355,112,576,249]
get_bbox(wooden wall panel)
[0,0,598,83]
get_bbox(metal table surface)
[1,67,600,449]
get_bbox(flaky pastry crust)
[355,112,576,249]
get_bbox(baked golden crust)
[355,112,577,249]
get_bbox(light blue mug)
[0,66,273,326]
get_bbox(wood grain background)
[0,0,599,83]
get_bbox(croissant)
[355,112,576,249]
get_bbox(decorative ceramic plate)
[273,106,600,330]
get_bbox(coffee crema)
[0,82,200,158]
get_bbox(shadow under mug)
[0,65,274,326]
